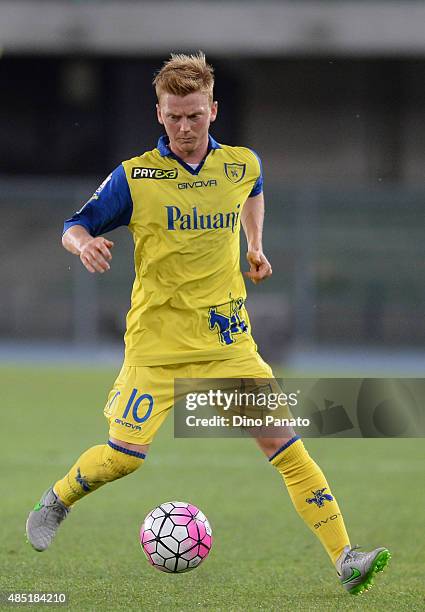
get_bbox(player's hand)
[244,250,272,284]
[79,237,114,274]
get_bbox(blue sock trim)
[108,440,146,460]
[268,435,301,462]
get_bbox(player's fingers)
[83,251,110,273]
[97,242,113,261]
[258,266,272,280]
[245,262,272,283]
[262,262,273,277]
[257,258,272,276]
[104,239,114,248]
[93,254,110,272]
[80,256,96,274]
[81,252,101,273]
[243,271,260,285]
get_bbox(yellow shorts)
[104,351,274,446]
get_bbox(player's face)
[157,92,218,159]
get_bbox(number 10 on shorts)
[122,388,154,423]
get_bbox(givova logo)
[314,513,342,530]
[132,167,178,179]
[178,179,218,190]
[114,418,142,431]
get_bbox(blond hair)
[153,52,214,103]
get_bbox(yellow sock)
[54,441,144,507]
[270,436,350,564]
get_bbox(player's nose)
[179,118,191,132]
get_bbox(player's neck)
[169,138,209,165]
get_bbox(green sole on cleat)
[348,549,391,595]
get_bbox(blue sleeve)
[248,149,263,197]
[63,165,133,236]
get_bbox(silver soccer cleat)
[26,487,70,552]
[336,545,391,595]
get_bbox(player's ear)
[210,101,218,123]
[156,103,164,125]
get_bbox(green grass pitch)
[1,366,424,611]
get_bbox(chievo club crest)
[305,488,334,508]
[224,163,246,184]
[208,298,248,345]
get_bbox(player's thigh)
[104,364,176,446]
[191,352,295,447]
[189,352,277,411]
[197,350,274,378]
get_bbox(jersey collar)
[157,134,221,176]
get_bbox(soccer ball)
[140,501,213,573]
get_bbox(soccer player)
[26,53,390,595]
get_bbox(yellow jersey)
[64,135,264,365]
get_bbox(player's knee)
[103,443,145,479]
[256,428,304,460]
[256,436,297,459]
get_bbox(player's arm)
[62,165,133,274]
[62,226,114,274]
[241,192,272,284]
